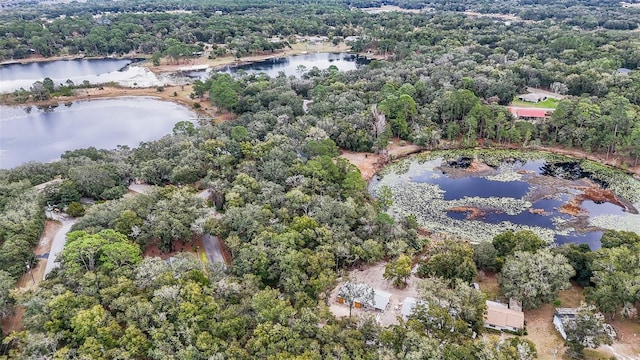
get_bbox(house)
[507,107,552,122]
[484,300,525,332]
[617,68,632,75]
[337,283,391,312]
[553,308,577,340]
[517,93,548,103]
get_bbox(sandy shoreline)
[0,41,352,72]
[0,84,219,118]
[145,41,352,74]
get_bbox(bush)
[66,202,85,217]
[193,102,201,109]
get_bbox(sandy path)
[0,220,61,334]
[340,138,423,181]
[43,218,76,277]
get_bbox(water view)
[0,97,196,169]
[187,52,369,79]
[371,152,640,249]
[0,59,140,93]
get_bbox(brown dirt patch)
[521,284,585,360]
[560,183,629,216]
[477,271,501,300]
[387,138,423,159]
[468,158,493,172]
[342,138,423,181]
[596,319,640,360]
[142,235,205,260]
[329,262,421,326]
[2,84,215,118]
[36,220,62,255]
[340,151,385,181]
[528,208,548,215]
[448,206,487,220]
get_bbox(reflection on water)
[187,53,369,79]
[0,97,196,169]
[374,156,638,249]
[429,177,530,200]
[0,58,175,93]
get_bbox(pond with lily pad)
[369,150,640,249]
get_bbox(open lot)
[328,262,421,326]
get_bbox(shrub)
[67,202,85,217]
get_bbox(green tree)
[151,51,162,66]
[500,249,574,309]
[414,277,486,338]
[564,303,613,356]
[492,230,546,269]
[172,121,196,136]
[418,240,477,283]
[66,201,85,217]
[383,254,412,288]
[0,270,15,319]
[586,243,640,319]
[209,74,238,112]
[337,281,374,317]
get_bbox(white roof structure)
[373,289,391,311]
[401,297,419,320]
[338,282,391,311]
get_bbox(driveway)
[202,234,225,265]
[43,218,76,278]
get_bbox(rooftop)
[485,300,525,329]
[508,107,551,118]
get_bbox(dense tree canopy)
[2,0,640,357]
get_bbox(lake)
[0,53,368,93]
[186,52,369,79]
[0,97,196,169]
[0,58,167,93]
[370,152,640,249]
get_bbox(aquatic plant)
[372,149,640,244]
[589,214,640,233]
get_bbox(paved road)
[43,218,76,278]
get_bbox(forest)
[2,0,640,359]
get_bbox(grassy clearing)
[510,97,560,108]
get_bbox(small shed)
[401,297,427,320]
[517,93,548,103]
[337,283,391,312]
[617,68,632,75]
[553,308,578,340]
[484,300,525,332]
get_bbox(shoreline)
[145,41,353,74]
[0,84,216,118]
[0,54,146,66]
[0,41,355,74]
[344,140,640,183]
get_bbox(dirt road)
[43,218,76,277]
